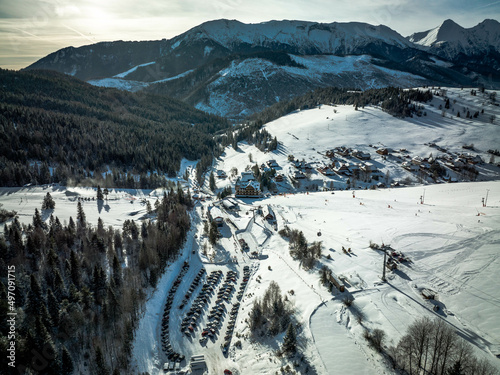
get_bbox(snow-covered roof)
[240,171,255,182]
[208,206,223,220]
[241,181,260,190]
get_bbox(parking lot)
[156,201,260,374]
[158,254,254,373]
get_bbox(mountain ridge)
[24,18,500,119]
[408,18,500,59]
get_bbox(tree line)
[248,86,434,126]
[0,188,192,374]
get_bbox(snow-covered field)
[2,88,500,374]
[3,180,498,374]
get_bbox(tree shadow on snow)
[41,208,54,221]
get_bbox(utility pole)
[382,247,387,282]
[485,189,490,207]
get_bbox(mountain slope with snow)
[409,19,500,58]
[25,19,500,119]
[189,19,414,53]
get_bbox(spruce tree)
[209,220,219,246]
[282,322,297,354]
[26,275,43,317]
[61,346,74,375]
[33,208,44,229]
[47,288,60,326]
[42,192,56,209]
[34,316,57,365]
[97,186,104,201]
[68,216,76,236]
[76,202,86,229]
[209,171,216,191]
[95,346,110,375]
[112,255,122,288]
[70,250,81,288]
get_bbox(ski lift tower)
[382,247,387,282]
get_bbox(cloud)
[55,5,81,17]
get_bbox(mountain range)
[26,18,500,119]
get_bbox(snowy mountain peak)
[408,19,500,58]
[181,18,414,54]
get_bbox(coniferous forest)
[248,86,434,126]
[0,189,192,374]
[0,68,230,188]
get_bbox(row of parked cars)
[179,268,206,310]
[221,265,251,354]
[181,270,223,336]
[161,262,190,363]
[201,270,238,347]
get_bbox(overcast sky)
[1,0,499,70]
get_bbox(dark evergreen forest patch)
[0,69,229,187]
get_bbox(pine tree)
[97,217,105,236]
[33,316,57,365]
[112,255,122,288]
[76,202,86,229]
[209,171,216,191]
[70,250,81,288]
[141,221,148,239]
[209,220,219,246]
[47,288,60,326]
[33,208,45,229]
[26,275,43,317]
[61,346,74,375]
[97,186,104,201]
[68,216,76,236]
[249,299,263,332]
[94,346,110,375]
[269,136,278,151]
[282,322,297,354]
[122,319,134,358]
[42,192,56,209]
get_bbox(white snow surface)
[88,69,195,91]
[113,61,156,78]
[87,77,149,92]
[194,19,414,52]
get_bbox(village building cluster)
[212,138,494,201]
